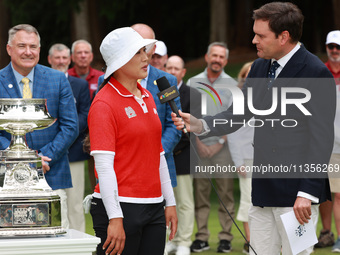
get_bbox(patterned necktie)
[22,77,32,99]
[267,61,280,88]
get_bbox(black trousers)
[91,197,166,255]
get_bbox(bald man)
[165,55,201,255]
[130,24,181,189]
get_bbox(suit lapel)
[179,84,187,102]
[33,65,46,98]
[179,84,186,95]
[0,64,21,98]
[279,47,307,79]
[147,65,159,94]
[259,47,307,110]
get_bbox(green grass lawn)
[83,61,335,254]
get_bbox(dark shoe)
[332,237,340,252]
[314,230,335,248]
[190,239,210,252]
[243,242,249,254]
[217,239,232,253]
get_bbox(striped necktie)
[22,77,32,99]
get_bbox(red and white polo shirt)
[88,77,164,203]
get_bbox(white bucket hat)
[100,27,157,79]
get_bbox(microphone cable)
[182,131,257,255]
[154,76,256,253]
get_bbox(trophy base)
[0,226,65,237]
[0,194,65,237]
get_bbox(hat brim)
[104,39,157,79]
[326,40,340,45]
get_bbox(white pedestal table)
[0,229,100,255]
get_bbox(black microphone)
[156,76,187,133]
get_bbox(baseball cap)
[154,41,167,56]
[326,30,340,45]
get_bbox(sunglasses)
[327,44,340,50]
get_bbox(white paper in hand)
[280,210,317,255]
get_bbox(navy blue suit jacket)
[204,46,336,207]
[67,75,91,162]
[0,64,78,190]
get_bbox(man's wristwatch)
[218,138,225,145]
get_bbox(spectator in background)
[151,41,168,71]
[315,30,340,252]
[68,39,103,191]
[165,55,201,255]
[131,23,182,188]
[48,43,91,233]
[68,39,104,100]
[227,61,254,254]
[0,24,78,229]
[187,42,237,253]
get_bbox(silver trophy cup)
[0,98,65,236]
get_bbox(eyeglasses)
[327,44,340,50]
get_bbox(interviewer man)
[171,2,336,255]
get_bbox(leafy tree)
[3,0,82,67]
[0,0,338,69]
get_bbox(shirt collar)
[273,43,301,68]
[108,77,149,99]
[177,80,183,90]
[203,67,226,85]
[11,62,35,84]
[325,61,340,76]
[86,67,94,78]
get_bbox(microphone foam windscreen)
[156,76,171,91]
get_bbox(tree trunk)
[234,0,254,49]
[332,0,340,29]
[71,0,90,42]
[209,0,229,44]
[87,0,105,69]
[0,0,11,69]
[71,0,104,69]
